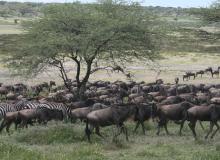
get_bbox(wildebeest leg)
[199,121,205,130]
[188,121,197,139]
[114,123,128,141]
[0,119,7,132]
[210,121,220,139]
[121,125,129,141]
[6,122,13,134]
[164,121,169,135]
[85,120,92,142]
[141,122,146,135]
[15,122,18,130]
[133,121,140,133]
[179,120,185,136]
[205,121,214,139]
[156,121,161,135]
[156,119,164,135]
[20,119,27,129]
[113,125,121,142]
[115,125,123,138]
[95,126,104,139]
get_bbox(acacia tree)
[5,0,158,100]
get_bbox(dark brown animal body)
[0,111,21,133]
[133,103,157,134]
[196,70,205,78]
[85,104,137,142]
[186,72,196,80]
[18,107,63,127]
[175,77,179,84]
[183,74,189,81]
[160,96,184,105]
[206,67,219,78]
[156,101,194,135]
[211,69,219,78]
[71,108,92,122]
[187,105,220,139]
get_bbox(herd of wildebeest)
[182,66,220,81]
[0,77,220,142]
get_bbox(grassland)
[0,7,220,160]
[0,121,219,160]
[1,15,220,85]
[0,51,220,86]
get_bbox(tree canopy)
[4,0,159,99]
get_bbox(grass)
[0,51,220,85]
[0,25,23,34]
[0,121,220,160]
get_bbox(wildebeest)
[85,103,137,142]
[187,104,220,139]
[0,111,21,133]
[183,74,189,81]
[133,103,157,134]
[196,70,205,78]
[18,107,63,128]
[211,69,219,78]
[205,67,212,73]
[175,77,179,84]
[156,101,194,136]
[70,103,108,122]
[159,96,184,105]
[206,67,219,78]
[187,72,196,80]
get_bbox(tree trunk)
[77,82,87,100]
[76,60,93,101]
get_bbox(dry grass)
[0,52,220,85]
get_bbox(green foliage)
[5,0,157,79]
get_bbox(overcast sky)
[5,0,215,8]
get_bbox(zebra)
[23,101,71,119]
[39,102,71,119]
[24,102,42,109]
[0,100,27,120]
[0,103,16,120]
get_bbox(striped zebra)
[23,102,71,119]
[0,100,27,120]
[24,102,42,109]
[39,102,71,119]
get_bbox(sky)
[5,0,215,8]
